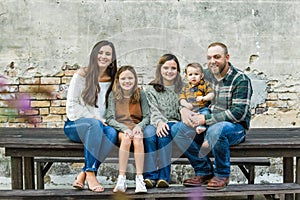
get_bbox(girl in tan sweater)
[106,65,150,193]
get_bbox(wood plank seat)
[0,183,299,200]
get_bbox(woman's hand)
[156,121,169,138]
[94,116,107,126]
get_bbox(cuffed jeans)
[171,121,245,178]
[143,122,176,182]
[64,118,117,173]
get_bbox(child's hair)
[184,63,203,75]
[112,65,140,103]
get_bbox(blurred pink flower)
[187,187,205,200]
[18,94,30,112]
[0,75,7,89]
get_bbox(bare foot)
[86,171,104,193]
[72,171,86,190]
[196,126,206,134]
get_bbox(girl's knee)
[120,135,132,146]
[133,137,144,146]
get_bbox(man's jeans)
[143,122,176,182]
[171,121,245,178]
[64,118,117,173]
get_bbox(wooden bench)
[0,183,300,200]
[0,127,300,200]
[35,156,270,189]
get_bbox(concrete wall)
[1,0,299,128]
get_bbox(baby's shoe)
[135,175,147,193]
[113,175,127,193]
[202,140,209,149]
[196,125,206,134]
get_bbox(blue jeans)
[171,121,245,178]
[64,118,117,173]
[196,107,210,141]
[143,122,176,182]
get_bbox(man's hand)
[191,113,206,127]
[180,107,205,127]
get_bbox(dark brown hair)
[82,40,117,107]
[149,53,182,93]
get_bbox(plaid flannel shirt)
[204,63,253,130]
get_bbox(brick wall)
[0,65,77,128]
[0,66,299,128]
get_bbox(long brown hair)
[149,53,182,93]
[112,65,140,103]
[82,40,117,107]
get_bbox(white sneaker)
[113,175,127,193]
[135,175,147,193]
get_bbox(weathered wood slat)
[34,156,271,166]
[1,128,300,150]
[0,183,299,199]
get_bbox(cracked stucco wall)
[1,0,299,128]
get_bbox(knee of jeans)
[89,118,101,125]
[104,126,117,142]
[170,124,180,137]
[158,135,172,146]
[144,133,156,144]
[144,125,156,139]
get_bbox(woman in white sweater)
[64,40,118,193]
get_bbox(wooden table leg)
[11,157,23,189]
[283,157,294,200]
[24,157,35,189]
[296,157,300,200]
